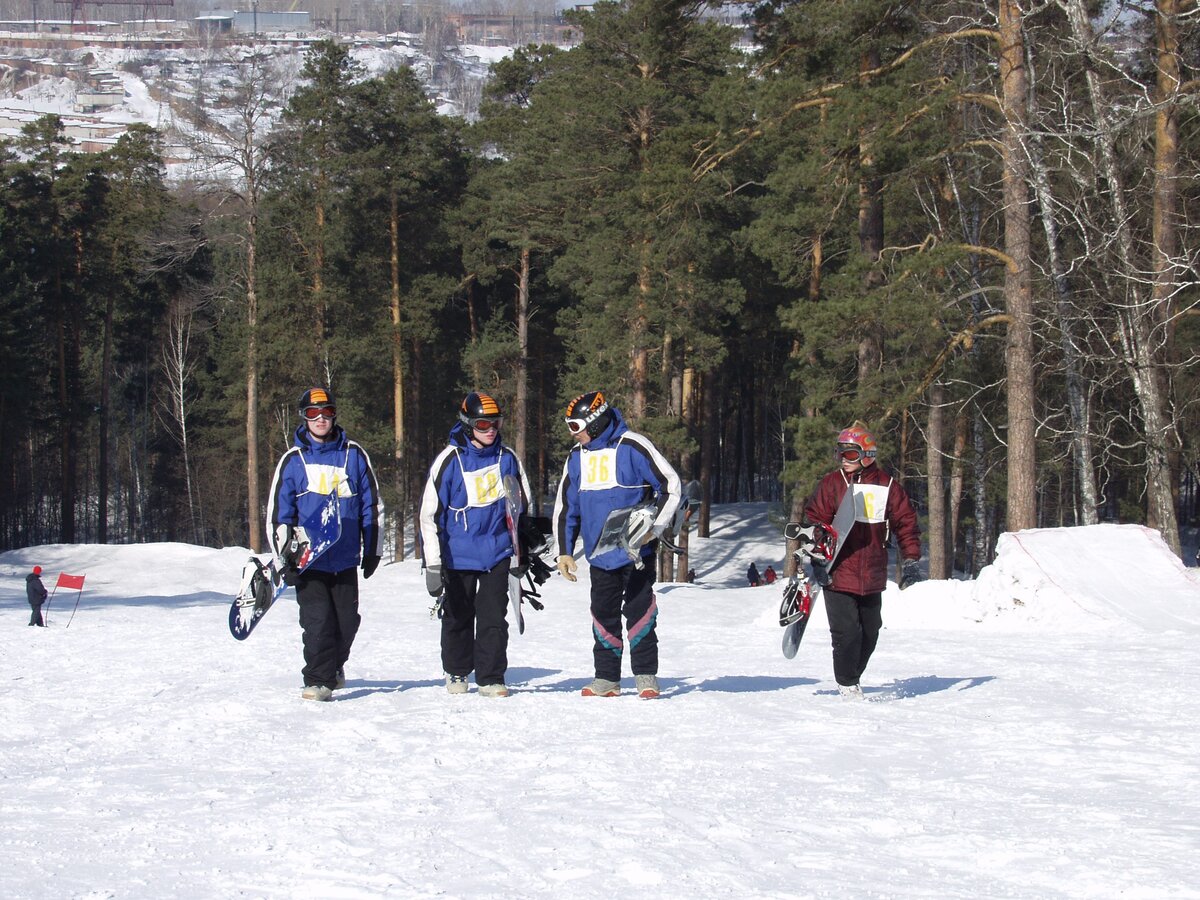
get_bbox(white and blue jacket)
[419,422,532,572]
[553,408,682,572]
[267,424,383,574]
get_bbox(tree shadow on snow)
[4,591,231,613]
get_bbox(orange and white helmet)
[836,425,877,465]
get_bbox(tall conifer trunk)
[999,0,1037,531]
[390,194,406,560]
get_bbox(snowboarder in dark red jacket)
[804,424,922,700]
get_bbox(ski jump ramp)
[971,524,1200,633]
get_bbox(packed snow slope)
[2,505,1199,899]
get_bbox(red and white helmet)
[836,425,877,466]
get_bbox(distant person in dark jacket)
[805,423,922,700]
[747,562,761,587]
[26,566,47,626]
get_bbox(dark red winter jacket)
[804,464,921,596]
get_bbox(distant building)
[194,9,311,35]
[444,13,574,46]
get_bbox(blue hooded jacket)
[553,408,681,572]
[266,423,383,574]
[419,422,532,572]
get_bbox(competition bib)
[304,463,352,497]
[463,462,504,508]
[579,447,619,491]
[852,483,890,524]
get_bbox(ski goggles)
[468,417,501,433]
[565,401,609,435]
[302,405,337,421]
[838,446,863,462]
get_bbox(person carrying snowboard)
[27,565,47,626]
[419,392,532,698]
[804,423,922,700]
[267,388,383,702]
[553,391,682,699]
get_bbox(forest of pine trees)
[2,1,1197,575]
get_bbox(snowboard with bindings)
[228,489,342,640]
[778,485,860,657]
[778,520,839,659]
[592,500,658,568]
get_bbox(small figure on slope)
[27,565,47,626]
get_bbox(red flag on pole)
[57,573,86,590]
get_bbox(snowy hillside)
[2,504,1199,898]
[0,37,515,165]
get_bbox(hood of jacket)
[583,407,629,450]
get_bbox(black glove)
[281,563,302,587]
[361,555,381,579]
[810,557,831,587]
[425,564,443,598]
[899,559,923,590]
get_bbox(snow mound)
[971,523,1200,633]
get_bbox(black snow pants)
[29,601,44,626]
[295,567,360,689]
[823,588,883,687]
[440,559,510,687]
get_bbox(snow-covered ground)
[2,505,1199,898]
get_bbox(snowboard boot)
[446,674,469,695]
[581,678,621,697]
[301,684,333,702]
[478,683,509,698]
[838,683,864,701]
[635,674,660,699]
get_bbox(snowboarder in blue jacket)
[267,388,383,701]
[419,392,532,698]
[553,391,681,699]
